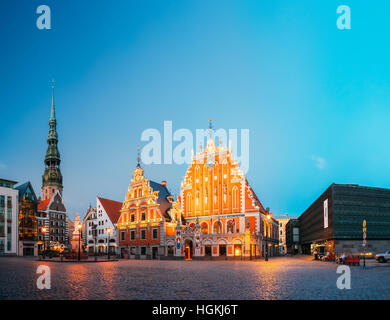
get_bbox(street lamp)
[77,224,82,261]
[106,227,112,260]
[265,211,272,261]
[41,226,47,259]
[92,223,97,261]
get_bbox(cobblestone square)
[0,256,389,300]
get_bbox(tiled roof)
[38,198,51,211]
[150,181,172,221]
[245,179,266,213]
[97,197,122,224]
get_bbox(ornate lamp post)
[41,226,47,259]
[265,210,272,261]
[77,224,82,261]
[106,227,112,260]
[92,223,97,261]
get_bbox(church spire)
[42,80,63,200]
[136,145,141,168]
[50,79,56,121]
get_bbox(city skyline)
[2,1,390,220]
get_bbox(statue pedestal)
[71,233,81,252]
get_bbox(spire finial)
[207,118,214,141]
[50,79,56,121]
[137,145,141,167]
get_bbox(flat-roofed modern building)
[0,178,19,256]
[299,184,390,256]
[285,218,300,254]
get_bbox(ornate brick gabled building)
[173,121,279,259]
[117,162,176,259]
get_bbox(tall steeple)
[136,145,141,168]
[42,80,63,200]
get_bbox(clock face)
[50,172,57,179]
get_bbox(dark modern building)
[285,219,300,254]
[299,183,390,256]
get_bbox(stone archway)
[184,239,193,260]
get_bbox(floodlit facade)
[117,121,279,260]
[117,163,175,259]
[175,123,279,259]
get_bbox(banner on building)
[324,199,328,229]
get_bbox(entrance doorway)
[219,244,227,256]
[234,244,241,256]
[152,247,159,259]
[205,245,212,256]
[23,247,34,256]
[184,239,193,260]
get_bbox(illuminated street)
[0,256,389,300]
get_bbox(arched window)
[196,189,200,208]
[139,188,142,197]
[195,165,200,179]
[204,188,208,204]
[186,193,192,214]
[213,221,222,234]
[134,189,138,198]
[214,186,218,204]
[232,186,239,209]
[201,222,208,234]
[223,184,227,204]
[227,220,235,233]
[189,223,195,231]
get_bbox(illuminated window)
[213,221,222,234]
[152,228,158,239]
[186,193,192,214]
[232,186,239,209]
[201,222,208,234]
[227,220,234,233]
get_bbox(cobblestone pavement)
[0,256,389,300]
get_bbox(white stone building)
[0,178,19,256]
[83,197,121,255]
[276,216,290,255]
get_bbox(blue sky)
[1,1,390,220]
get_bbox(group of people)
[313,249,347,263]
